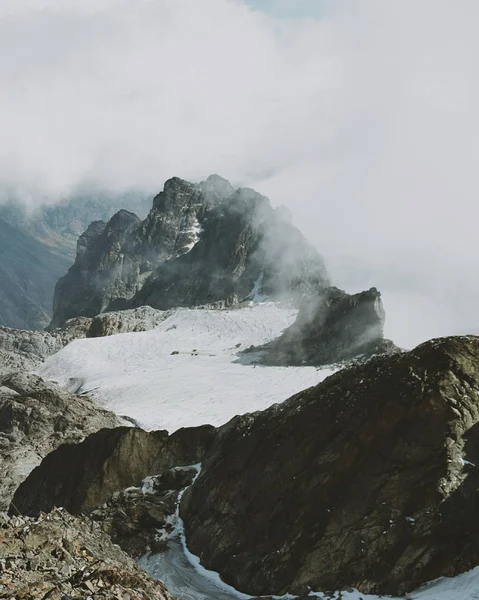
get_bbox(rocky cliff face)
[180,335,479,597]
[0,372,121,511]
[50,175,329,327]
[252,286,398,366]
[12,424,216,515]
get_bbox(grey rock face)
[12,424,216,516]
[0,326,65,375]
[50,175,329,326]
[253,286,398,366]
[0,372,121,511]
[180,335,479,597]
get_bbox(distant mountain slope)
[50,175,330,327]
[182,335,479,597]
[0,190,152,260]
[0,190,152,329]
[0,218,71,329]
[39,304,331,431]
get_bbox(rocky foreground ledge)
[0,509,175,599]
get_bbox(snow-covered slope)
[40,304,332,431]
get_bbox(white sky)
[1,0,478,348]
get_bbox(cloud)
[1,0,479,347]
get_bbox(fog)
[1,0,478,348]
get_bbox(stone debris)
[0,508,175,600]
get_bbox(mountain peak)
[49,175,329,327]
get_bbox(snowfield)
[40,304,333,431]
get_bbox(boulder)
[0,508,174,599]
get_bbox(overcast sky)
[1,0,478,348]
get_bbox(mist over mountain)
[50,175,329,327]
[2,3,479,599]
[0,190,152,329]
[0,189,151,259]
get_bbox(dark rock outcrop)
[253,286,398,366]
[181,335,479,596]
[0,372,121,511]
[12,424,216,516]
[50,175,329,327]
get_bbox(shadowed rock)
[181,335,479,597]
[11,424,216,516]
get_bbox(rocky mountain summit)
[46,174,398,368]
[10,335,479,598]
[180,335,479,596]
[0,191,152,330]
[50,175,329,327]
